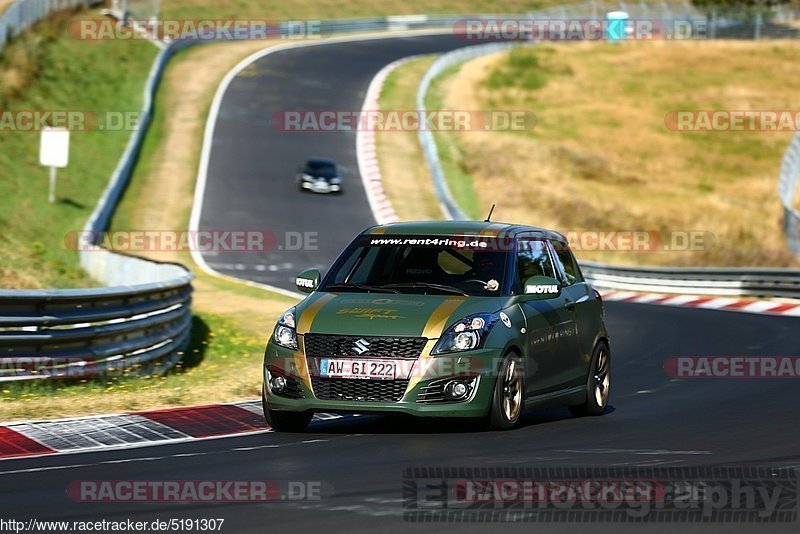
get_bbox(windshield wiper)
[381,282,468,296]
[325,282,400,294]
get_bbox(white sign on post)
[39,127,70,203]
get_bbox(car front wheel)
[488,352,524,430]
[262,385,313,432]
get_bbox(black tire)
[262,385,313,432]
[569,341,611,417]
[488,352,525,430]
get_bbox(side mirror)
[522,275,561,299]
[295,268,320,293]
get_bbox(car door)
[515,238,578,396]
[549,239,592,389]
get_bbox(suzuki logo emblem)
[353,338,370,355]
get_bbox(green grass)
[0,9,157,288]
[484,46,573,91]
[426,63,482,220]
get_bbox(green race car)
[262,221,610,431]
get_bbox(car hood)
[295,291,513,338]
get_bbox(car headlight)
[432,313,499,354]
[272,307,298,350]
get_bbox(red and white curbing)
[0,401,343,460]
[600,290,800,317]
[356,56,425,225]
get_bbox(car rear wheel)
[488,352,524,430]
[262,385,313,432]
[569,341,610,417]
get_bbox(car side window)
[516,239,555,288]
[550,240,583,286]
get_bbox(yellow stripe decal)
[406,297,466,394]
[294,337,313,391]
[294,293,337,392]
[297,292,336,334]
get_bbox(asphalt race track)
[2,303,799,532]
[196,34,480,291]
[2,34,799,534]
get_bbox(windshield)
[320,235,510,296]
[305,161,337,177]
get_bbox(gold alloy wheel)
[593,347,610,408]
[502,357,523,422]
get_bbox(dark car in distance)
[297,158,342,193]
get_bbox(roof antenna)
[484,204,495,222]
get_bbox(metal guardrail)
[779,132,800,255]
[0,0,103,54]
[417,43,515,220]
[581,262,800,297]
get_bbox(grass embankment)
[0,9,157,288]
[1,39,299,421]
[382,41,800,267]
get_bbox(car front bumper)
[301,180,340,193]
[263,343,501,418]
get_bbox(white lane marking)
[0,429,271,463]
[609,459,687,467]
[0,436,341,474]
[558,448,712,455]
[99,457,166,464]
[0,402,348,462]
[188,30,449,297]
[231,445,282,452]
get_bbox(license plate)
[320,358,396,380]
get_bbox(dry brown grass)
[376,56,443,221]
[160,0,561,20]
[442,41,800,267]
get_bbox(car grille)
[303,334,427,359]
[311,377,409,402]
